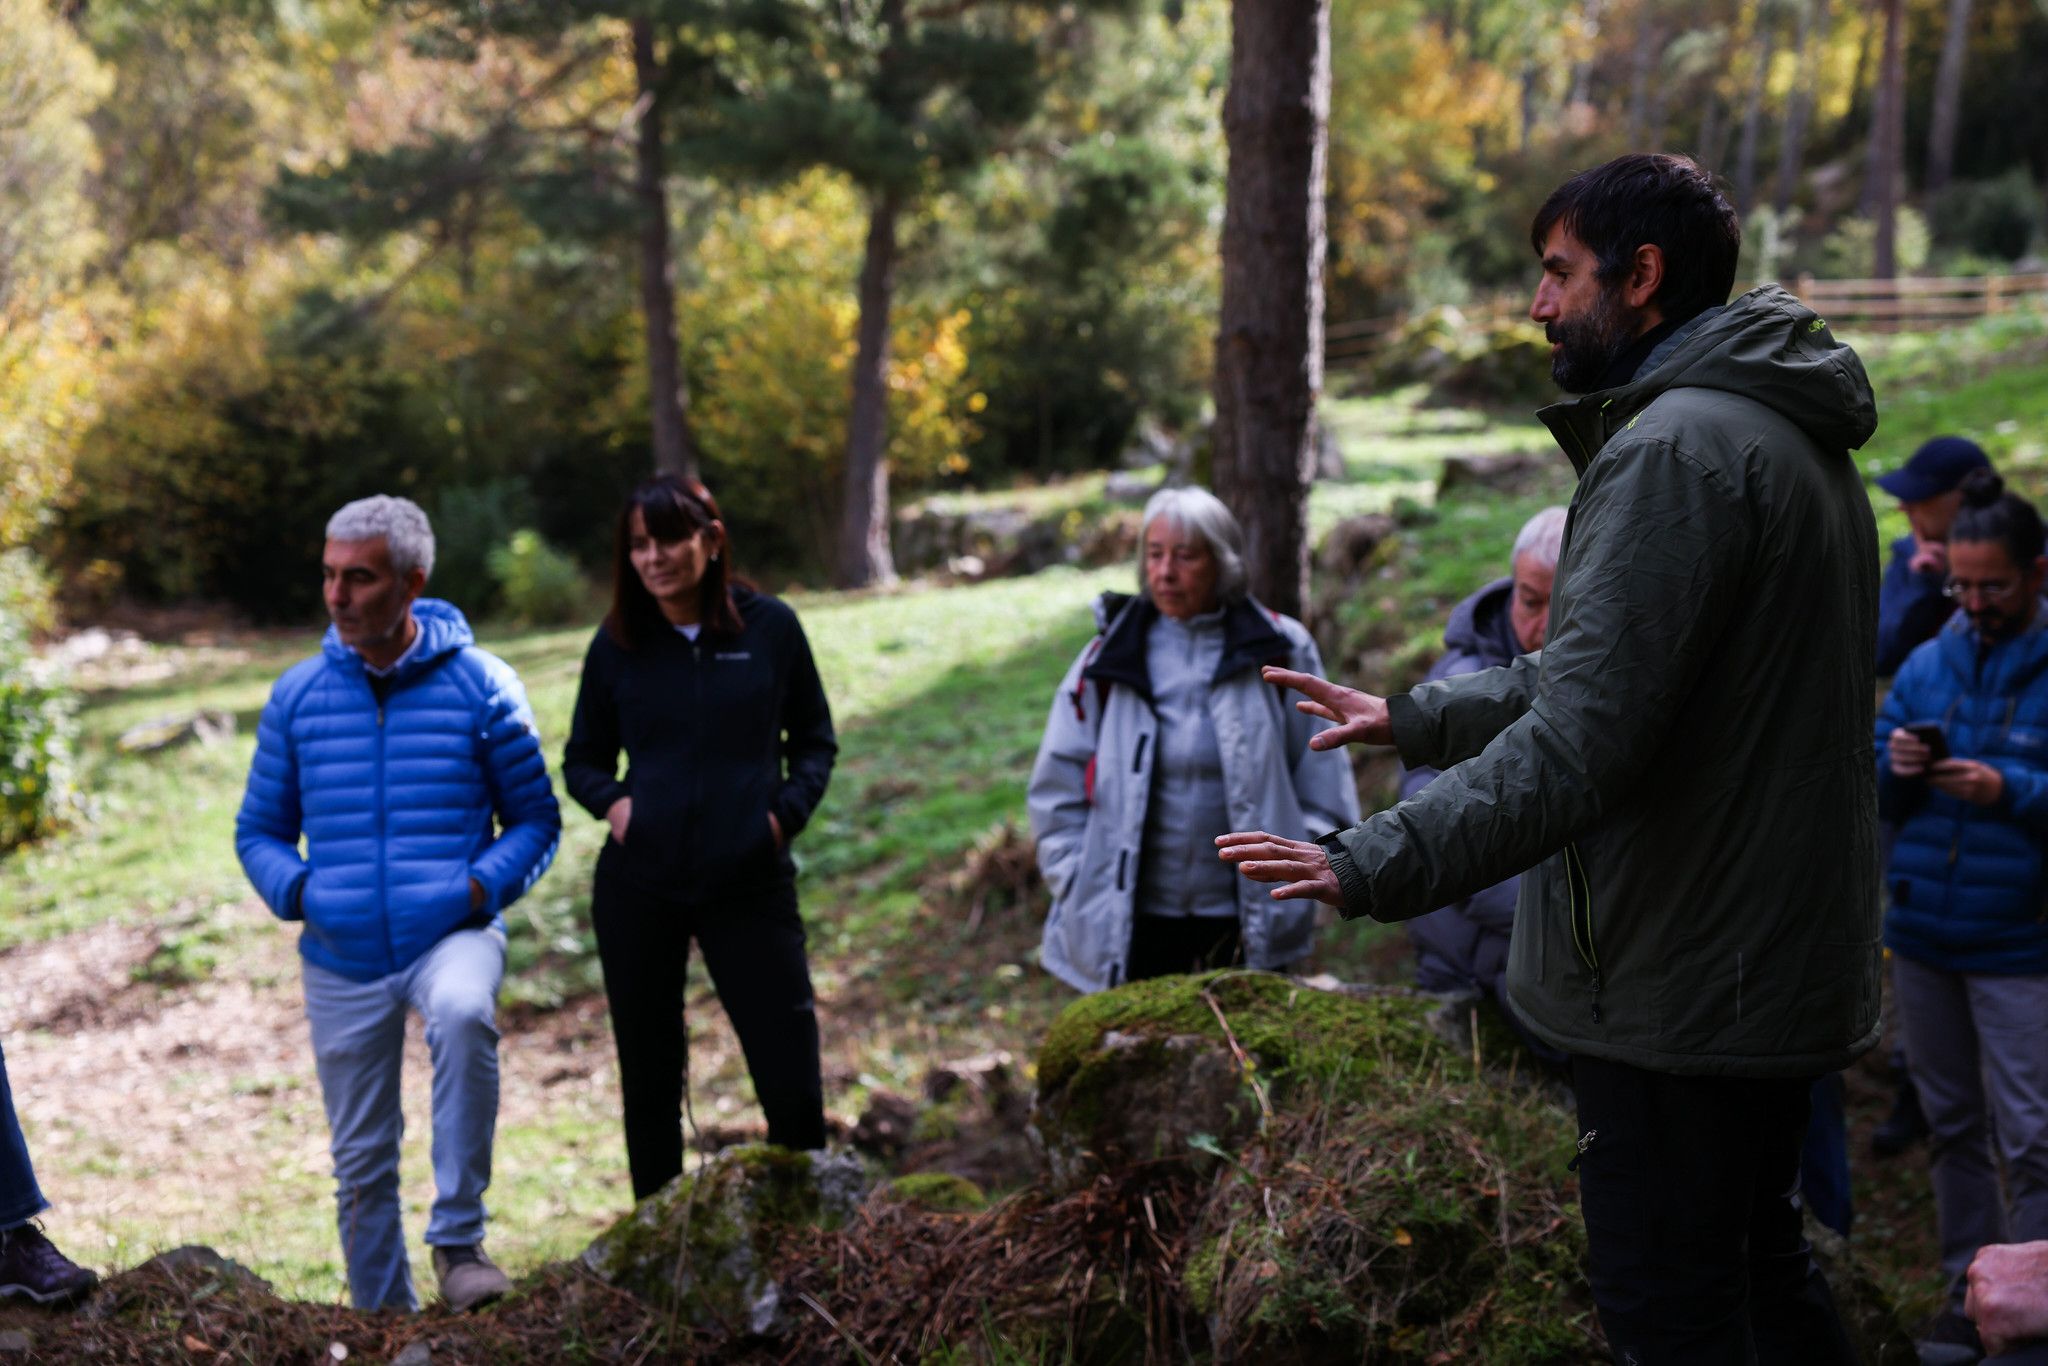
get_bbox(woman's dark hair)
[604,475,746,648]
[1530,153,1742,324]
[1950,466,2047,567]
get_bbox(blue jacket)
[1877,534,1956,676]
[1878,610,2048,974]
[1398,578,1526,995]
[236,599,561,982]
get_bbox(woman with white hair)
[1026,487,1359,988]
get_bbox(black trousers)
[1125,913,1243,981]
[591,854,826,1200]
[1571,1056,1856,1366]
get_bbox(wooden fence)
[1788,271,2048,329]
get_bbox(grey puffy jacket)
[1027,592,1360,992]
[1401,578,1525,996]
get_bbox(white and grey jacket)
[1026,592,1361,992]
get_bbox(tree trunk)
[1733,10,1778,211]
[1211,0,1331,621]
[836,191,900,589]
[1871,0,1905,278]
[1851,3,1883,212]
[1625,16,1660,145]
[631,18,696,481]
[1703,95,1735,173]
[1924,0,1973,192]
[1774,0,1831,212]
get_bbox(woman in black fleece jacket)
[563,476,837,1197]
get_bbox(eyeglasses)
[1943,578,2025,603]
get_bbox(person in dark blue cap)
[1877,436,1995,675]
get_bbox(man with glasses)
[1870,437,1997,1164]
[1879,466,2048,1360]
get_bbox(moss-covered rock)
[579,1145,867,1339]
[1031,972,1465,1190]
[881,1172,989,1213]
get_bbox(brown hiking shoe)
[431,1243,510,1312]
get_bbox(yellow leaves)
[0,295,100,547]
[0,0,111,312]
[683,175,982,498]
[1392,1227,1414,1247]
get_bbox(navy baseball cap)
[1876,436,1991,502]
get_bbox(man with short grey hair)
[1398,507,1565,1060]
[236,494,560,1312]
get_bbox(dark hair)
[1949,466,2047,567]
[604,475,746,648]
[1530,153,1742,324]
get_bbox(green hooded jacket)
[1322,285,1884,1078]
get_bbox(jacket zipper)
[690,638,702,880]
[1564,841,1602,1022]
[376,699,393,974]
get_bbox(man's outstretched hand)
[1216,831,1345,907]
[1264,667,1392,750]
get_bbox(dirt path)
[0,911,674,1294]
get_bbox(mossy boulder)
[1182,1083,1596,1363]
[1031,973,1464,1191]
[881,1172,989,1213]
[580,1145,867,1338]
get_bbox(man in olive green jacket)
[1222,155,1881,1362]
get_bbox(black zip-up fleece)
[563,587,837,895]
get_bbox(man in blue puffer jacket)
[1878,468,2048,1355]
[236,495,559,1313]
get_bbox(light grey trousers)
[302,927,506,1311]
[1894,955,2048,1310]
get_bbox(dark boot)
[0,1223,97,1306]
[1872,1071,1930,1158]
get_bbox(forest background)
[1,0,2044,643]
[1,0,2047,1343]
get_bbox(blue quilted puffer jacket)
[236,599,561,982]
[1877,607,2048,974]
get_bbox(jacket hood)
[1086,591,1290,699]
[322,598,475,677]
[1444,577,1520,663]
[1540,284,1879,471]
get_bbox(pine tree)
[678,0,1134,589]
[267,2,812,483]
[1212,0,1331,621]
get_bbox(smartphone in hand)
[1904,722,1950,764]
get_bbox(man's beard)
[1547,284,1638,394]
[1970,605,2026,642]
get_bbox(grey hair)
[1511,506,1568,571]
[1138,486,1249,605]
[326,495,436,581]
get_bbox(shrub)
[487,529,588,626]
[1816,210,1931,280]
[0,609,75,853]
[430,479,538,617]
[1930,171,2041,263]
